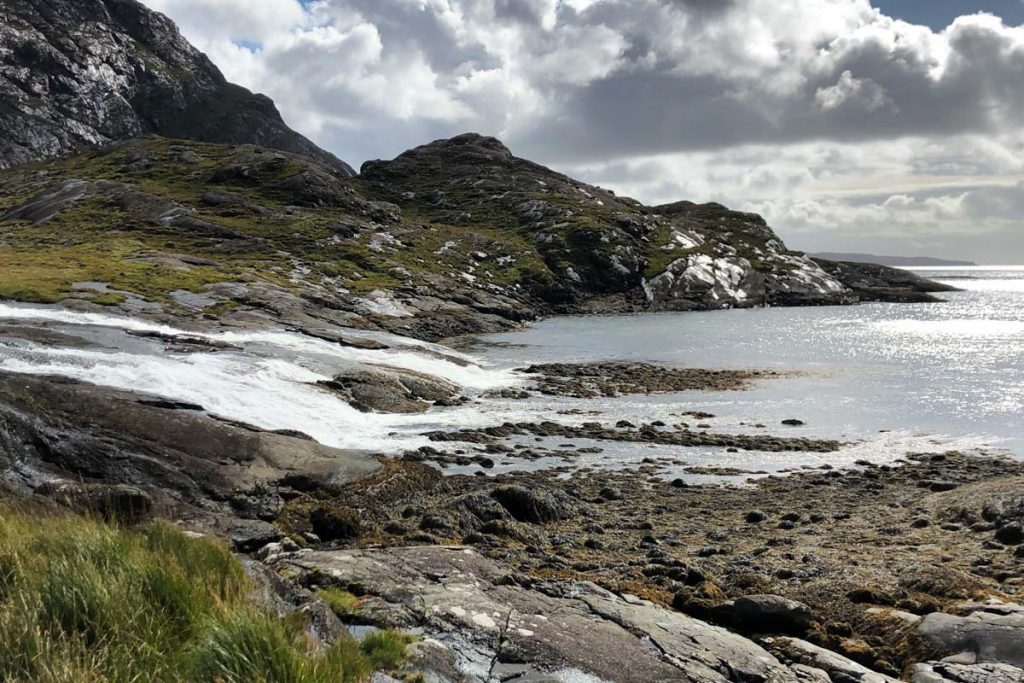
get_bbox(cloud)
[138,0,1024,261]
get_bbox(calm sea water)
[476,266,1023,464]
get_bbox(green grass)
[0,507,412,682]
[360,631,416,671]
[318,588,362,618]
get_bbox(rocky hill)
[1,133,909,341]
[0,0,949,339]
[0,0,353,173]
[361,133,854,313]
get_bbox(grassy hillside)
[0,133,850,336]
[0,137,548,314]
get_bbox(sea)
[0,266,1020,483]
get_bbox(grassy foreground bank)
[0,507,410,682]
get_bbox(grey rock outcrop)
[273,544,809,683]
[0,0,353,173]
[0,372,380,543]
[912,603,1024,669]
[912,662,1024,683]
[763,637,898,683]
[812,259,960,303]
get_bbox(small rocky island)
[0,1,1016,682]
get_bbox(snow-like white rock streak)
[0,304,520,451]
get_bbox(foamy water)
[0,303,520,451]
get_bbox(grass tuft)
[360,630,416,671]
[0,507,411,682]
[318,587,362,618]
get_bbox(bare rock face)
[912,603,1024,669]
[0,0,353,173]
[360,133,852,312]
[0,372,381,546]
[273,545,809,683]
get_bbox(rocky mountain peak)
[361,132,517,179]
[0,0,353,173]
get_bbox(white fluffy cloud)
[140,0,1024,262]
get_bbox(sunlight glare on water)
[479,267,1024,455]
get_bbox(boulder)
[490,485,580,524]
[318,368,460,414]
[912,603,1024,668]
[309,505,362,542]
[732,594,815,634]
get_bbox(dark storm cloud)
[510,10,1024,162]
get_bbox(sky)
[141,0,1024,263]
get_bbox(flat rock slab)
[763,637,898,683]
[913,662,1024,683]
[275,545,805,683]
[0,373,382,528]
[914,604,1024,669]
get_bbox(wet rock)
[490,485,580,524]
[34,480,154,524]
[782,419,806,426]
[318,368,459,414]
[0,374,382,529]
[732,594,815,634]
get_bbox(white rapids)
[0,303,520,451]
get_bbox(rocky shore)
[0,2,1008,680]
[2,354,1022,682]
[266,450,1024,683]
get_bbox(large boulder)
[912,603,1024,668]
[732,594,816,634]
[490,485,580,524]
[318,367,461,414]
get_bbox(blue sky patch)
[874,0,1024,29]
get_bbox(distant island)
[810,252,976,267]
